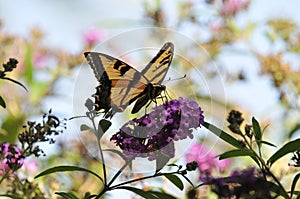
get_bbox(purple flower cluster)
[203,167,273,198]
[0,142,24,174]
[111,98,204,160]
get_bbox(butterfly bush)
[203,167,272,198]
[0,142,24,174]
[111,97,204,160]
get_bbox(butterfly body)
[84,42,174,118]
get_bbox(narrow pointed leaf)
[252,117,262,144]
[0,194,23,199]
[259,140,276,147]
[35,165,103,182]
[267,181,289,198]
[203,122,244,148]
[219,149,255,159]
[147,191,177,199]
[55,192,80,199]
[268,138,300,166]
[219,149,260,166]
[164,174,184,190]
[117,186,158,199]
[290,173,300,197]
[0,96,6,108]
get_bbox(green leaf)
[288,123,300,138]
[219,149,260,166]
[35,165,103,182]
[266,181,290,198]
[117,186,177,199]
[164,174,184,190]
[55,192,80,199]
[80,124,92,131]
[147,191,177,199]
[203,122,244,148]
[0,96,6,108]
[290,173,300,197]
[267,138,300,166]
[99,119,111,133]
[0,194,23,199]
[259,140,276,148]
[252,117,262,145]
[219,149,255,160]
[117,186,159,199]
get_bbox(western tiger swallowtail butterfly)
[84,42,174,118]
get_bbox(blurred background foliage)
[0,0,300,198]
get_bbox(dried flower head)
[18,110,66,157]
[227,110,244,134]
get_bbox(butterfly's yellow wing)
[84,42,174,118]
[141,42,174,83]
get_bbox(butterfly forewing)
[141,42,174,83]
[84,42,174,118]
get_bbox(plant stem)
[91,115,107,186]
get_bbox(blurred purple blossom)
[185,143,231,179]
[111,98,204,160]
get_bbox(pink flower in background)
[23,160,38,175]
[0,142,24,174]
[220,0,249,16]
[83,28,104,46]
[33,52,47,69]
[185,143,231,179]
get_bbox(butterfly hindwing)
[84,42,174,118]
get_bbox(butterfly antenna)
[163,74,186,84]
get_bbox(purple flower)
[185,143,231,178]
[203,167,273,198]
[111,98,204,160]
[0,142,24,174]
[83,28,104,46]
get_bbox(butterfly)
[84,42,174,118]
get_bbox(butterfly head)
[150,83,166,98]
